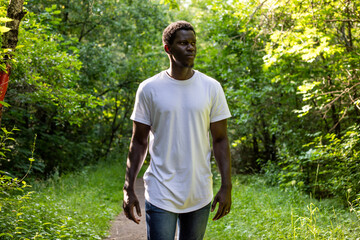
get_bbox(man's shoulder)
[139,71,165,89]
[196,70,222,87]
[136,71,166,94]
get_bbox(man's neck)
[167,65,194,80]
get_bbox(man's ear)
[164,45,170,54]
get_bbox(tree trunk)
[2,0,26,51]
[0,0,26,125]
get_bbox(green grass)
[206,175,360,240]
[0,159,127,239]
[2,163,359,239]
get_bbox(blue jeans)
[145,200,211,240]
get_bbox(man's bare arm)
[210,119,232,221]
[123,121,150,224]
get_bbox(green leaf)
[0,26,11,33]
[0,233,13,238]
[0,17,13,23]
[0,101,11,107]
[159,0,179,10]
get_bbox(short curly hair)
[162,21,196,46]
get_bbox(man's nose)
[187,43,195,51]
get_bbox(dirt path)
[104,178,147,240]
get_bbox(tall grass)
[2,162,359,239]
[206,175,360,240]
[0,159,126,239]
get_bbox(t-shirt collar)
[164,69,197,85]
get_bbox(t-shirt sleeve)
[210,83,231,123]
[130,83,152,126]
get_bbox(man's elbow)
[132,138,148,149]
[213,136,229,145]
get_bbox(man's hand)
[211,185,232,221]
[123,188,142,224]
[123,121,150,224]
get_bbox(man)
[123,21,232,240]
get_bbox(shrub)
[273,125,360,203]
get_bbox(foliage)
[0,126,36,239]
[205,175,360,239]
[183,0,360,202]
[1,0,172,177]
[305,126,360,201]
[0,158,127,239]
[0,127,27,197]
[160,0,180,10]
[1,0,360,233]
[3,166,359,239]
[260,0,360,201]
[263,125,360,203]
[189,0,304,173]
[1,5,100,176]
[264,0,359,134]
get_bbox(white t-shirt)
[130,70,231,213]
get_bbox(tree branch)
[322,82,360,109]
[325,19,360,23]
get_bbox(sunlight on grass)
[2,166,359,239]
[0,159,126,239]
[206,175,360,240]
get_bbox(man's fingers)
[136,202,142,217]
[123,200,141,224]
[212,203,231,221]
[211,187,232,220]
[213,208,224,221]
[212,202,223,220]
[211,200,217,212]
[129,204,140,224]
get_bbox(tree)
[2,0,172,177]
[262,0,360,200]
[0,0,26,124]
[181,0,360,202]
[191,0,288,172]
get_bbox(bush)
[1,158,126,239]
[272,125,360,203]
[0,127,36,239]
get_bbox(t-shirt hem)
[210,114,232,123]
[130,116,151,126]
[145,196,213,214]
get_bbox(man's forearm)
[213,137,232,187]
[211,131,232,221]
[124,139,148,191]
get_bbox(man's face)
[167,30,196,68]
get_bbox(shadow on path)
[104,178,146,240]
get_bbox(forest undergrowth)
[206,175,360,240]
[0,157,126,239]
[1,159,359,239]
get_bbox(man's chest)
[150,86,212,117]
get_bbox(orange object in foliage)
[0,66,10,107]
